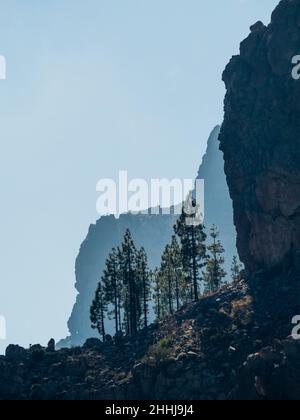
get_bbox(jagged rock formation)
[220,0,300,274]
[63,126,236,347]
[219,0,300,338]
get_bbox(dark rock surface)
[1,279,299,400]
[219,0,300,347]
[220,0,300,274]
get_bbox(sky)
[0,0,279,353]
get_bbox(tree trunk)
[168,270,173,314]
[113,268,119,334]
[143,275,148,328]
[191,226,199,301]
[175,273,180,311]
[117,294,122,332]
[100,296,105,342]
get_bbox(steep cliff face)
[220,0,300,274]
[63,126,236,346]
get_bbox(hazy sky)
[0,0,279,352]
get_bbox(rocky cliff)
[220,0,300,274]
[219,0,300,337]
[62,126,236,347]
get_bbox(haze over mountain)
[61,126,237,347]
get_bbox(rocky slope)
[220,0,300,275]
[1,278,300,400]
[63,126,236,347]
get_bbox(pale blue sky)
[0,0,279,352]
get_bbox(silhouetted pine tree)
[119,229,140,336]
[153,268,164,322]
[102,248,122,335]
[136,247,151,328]
[204,225,227,293]
[160,244,175,315]
[174,194,207,301]
[90,282,107,342]
[168,235,185,311]
[231,256,242,282]
[181,271,194,305]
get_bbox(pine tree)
[179,270,194,306]
[160,244,175,315]
[169,236,184,311]
[136,247,151,328]
[102,248,122,335]
[90,282,107,342]
[91,230,151,338]
[153,268,163,322]
[119,229,140,336]
[204,225,227,293]
[231,256,242,282]
[174,194,207,301]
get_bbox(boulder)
[5,345,28,363]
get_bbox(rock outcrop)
[219,0,300,340]
[63,126,236,347]
[220,0,300,275]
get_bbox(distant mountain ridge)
[60,125,237,347]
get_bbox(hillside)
[1,276,299,400]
